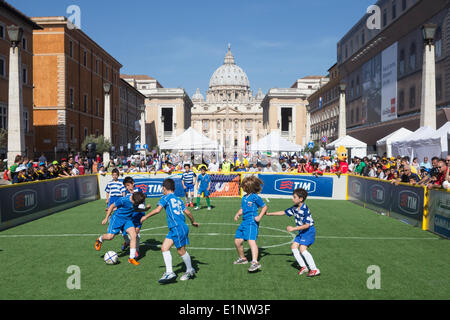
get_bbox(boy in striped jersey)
[265,188,320,277]
[181,163,196,207]
[105,169,126,211]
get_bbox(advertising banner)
[427,189,450,238]
[257,174,334,198]
[347,176,424,223]
[0,175,98,231]
[381,42,398,122]
[361,53,382,125]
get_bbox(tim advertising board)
[123,176,184,198]
[258,175,333,198]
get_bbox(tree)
[81,134,112,154]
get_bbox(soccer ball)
[104,251,118,265]
[443,181,449,190]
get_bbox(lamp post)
[338,82,347,138]
[103,82,111,164]
[6,25,25,167]
[139,104,146,158]
[420,23,437,129]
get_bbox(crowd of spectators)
[2,150,449,190]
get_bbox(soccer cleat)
[248,261,261,273]
[233,257,249,265]
[298,267,309,275]
[194,207,199,210]
[190,202,194,207]
[180,269,196,281]
[121,241,129,251]
[158,272,177,284]
[307,269,321,277]
[128,258,140,266]
[95,238,102,251]
[207,207,211,211]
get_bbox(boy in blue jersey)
[194,166,211,210]
[105,169,126,211]
[181,163,196,208]
[140,178,199,283]
[265,188,320,277]
[233,175,267,273]
[95,191,147,266]
[120,176,151,257]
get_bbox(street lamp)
[420,23,437,129]
[6,25,25,167]
[103,82,111,94]
[339,82,347,93]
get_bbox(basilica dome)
[208,45,250,89]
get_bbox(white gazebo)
[376,127,413,157]
[160,127,220,151]
[391,126,439,161]
[249,132,303,153]
[326,135,367,158]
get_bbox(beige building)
[191,46,264,156]
[121,74,192,149]
[262,76,328,147]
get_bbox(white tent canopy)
[429,121,450,158]
[159,127,219,151]
[326,135,367,158]
[391,126,440,161]
[249,131,303,152]
[376,127,413,157]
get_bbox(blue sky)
[11,0,375,96]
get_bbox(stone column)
[305,111,311,144]
[7,45,24,167]
[338,84,347,138]
[420,38,436,129]
[103,89,111,164]
[140,106,146,158]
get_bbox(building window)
[83,50,87,67]
[350,80,354,98]
[22,36,27,51]
[399,49,405,74]
[356,107,360,122]
[95,99,99,116]
[70,126,74,141]
[0,23,4,39]
[105,67,108,80]
[0,105,7,129]
[95,129,99,138]
[96,59,99,73]
[435,27,442,58]
[409,86,416,109]
[351,109,354,123]
[402,0,407,11]
[0,57,5,76]
[383,8,387,27]
[69,88,74,108]
[399,90,405,111]
[69,41,73,58]
[234,139,238,147]
[22,67,27,84]
[23,109,29,133]
[356,77,360,96]
[84,127,88,139]
[83,94,88,113]
[409,43,416,71]
[436,76,443,101]
[392,0,397,19]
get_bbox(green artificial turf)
[0,197,449,300]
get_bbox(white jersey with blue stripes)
[285,203,314,227]
[105,180,125,197]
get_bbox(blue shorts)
[167,224,190,249]
[198,187,210,197]
[108,196,121,208]
[235,221,259,241]
[294,226,316,246]
[107,215,134,235]
[184,184,194,193]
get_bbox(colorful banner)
[347,176,424,223]
[209,174,241,197]
[0,175,98,231]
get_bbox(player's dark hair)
[132,191,146,205]
[111,168,119,175]
[163,178,175,191]
[184,163,190,168]
[293,188,308,202]
[123,176,134,185]
[242,175,263,194]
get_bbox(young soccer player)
[181,163,196,207]
[94,191,146,266]
[120,176,150,257]
[233,175,267,273]
[140,178,199,283]
[265,188,320,277]
[105,168,125,211]
[194,166,212,210]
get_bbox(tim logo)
[398,191,419,215]
[370,184,385,204]
[136,183,163,196]
[351,181,362,197]
[66,5,81,30]
[12,189,37,213]
[54,183,69,203]
[81,181,94,197]
[274,179,316,194]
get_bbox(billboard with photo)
[381,42,398,122]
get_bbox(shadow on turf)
[117,238,162,259]
[156,255,207,285]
